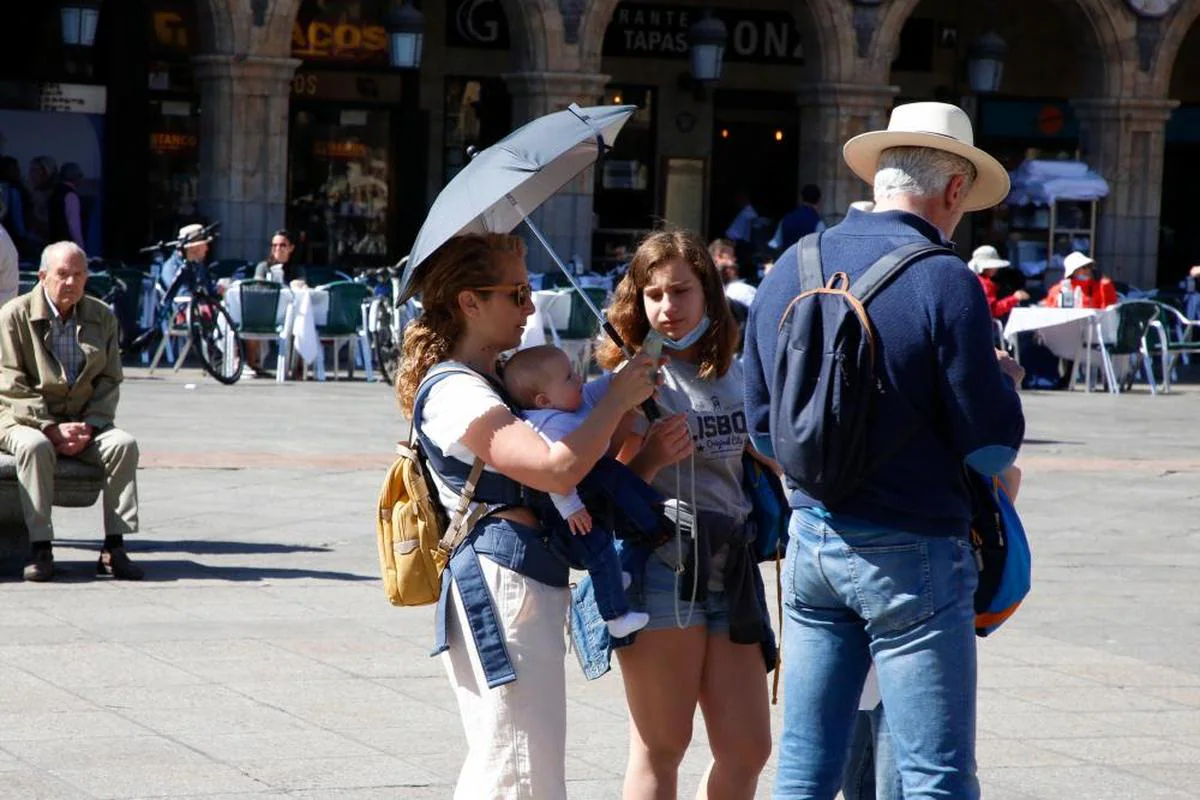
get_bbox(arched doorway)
[885,0,1113,284]
[1159,21,1200,287]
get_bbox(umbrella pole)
[521,215,660,421]
[520,216,629,354]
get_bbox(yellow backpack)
[376,370,488,607]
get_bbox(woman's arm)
[458,353,659,496]
[459,392,632,496]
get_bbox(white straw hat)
[842,102,1011,212]
[177,223,213,246]
[967,244,1010,274]
[1062,251,1095,279]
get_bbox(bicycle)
[355,256,416,386]
[128,224,245,385]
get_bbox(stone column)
[501,71,610,273]
[1072,97,1178,289]
[797,82,898,222]
[193,55,300,261]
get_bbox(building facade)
[2,0,1198,288]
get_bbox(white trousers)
[442,557,570,800]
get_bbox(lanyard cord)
[672,449,700,630]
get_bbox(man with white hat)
[159,223,213,295]
[744,102,1026,799]
[969,244,1030,319]
[1044,250,1117,309]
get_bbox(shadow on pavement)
[55,539,333,556]
[0,559,375,583]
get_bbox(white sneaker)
[622,571,632,590]
[606,610,649,638]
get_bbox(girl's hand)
[639,413,694,473]
[607,352,664,411]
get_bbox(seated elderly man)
[0,241,143,582]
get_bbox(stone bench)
[0,453,104,575]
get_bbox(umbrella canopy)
[399,103,637,299]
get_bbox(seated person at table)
[253,229,301,285]
[969,245,1029,320]
[502,344,651,639]
[159,223,212,295]
[1042,251,1118,309]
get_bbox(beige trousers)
[0,425,139,542]
[442,557,571,800]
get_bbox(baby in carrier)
[502,345,661,638]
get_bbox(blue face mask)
[645,315,711,352]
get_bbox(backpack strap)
[849,242,955,305]
[796,232,825,291]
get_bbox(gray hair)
[873,146,977,201]
[39,241,88,273]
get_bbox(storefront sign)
[150,132,198,154]
[980,99,1079,141]
[446,0,510,49]
[603,3,804,64]
[292,20,388,63]
[313,140,369,160]
[38,83,107,114]
[290,71,404,105]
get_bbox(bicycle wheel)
[372,300,400,386]
[187,296,244,385]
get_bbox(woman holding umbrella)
[395,232,658,799]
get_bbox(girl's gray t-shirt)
[644,357,751,525]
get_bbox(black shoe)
[251,366,274,379]
[22,549,54,582]
[97,547,144,581]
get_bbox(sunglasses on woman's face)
[474,282,532,307]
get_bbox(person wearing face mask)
[595,229,774,800]
[1042,251,1118,309]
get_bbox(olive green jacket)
[0,287,123,434]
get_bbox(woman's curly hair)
[395,233,526,416]
[596,228,737,380]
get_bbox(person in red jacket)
[969,245,1029,319]
[1042,251,1118,309]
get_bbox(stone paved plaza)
[1,367,1198,799]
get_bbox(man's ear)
[534,392,553,409]
[945,173,968,209]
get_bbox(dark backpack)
[769,233,953,506]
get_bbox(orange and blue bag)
[967,470,1031,637]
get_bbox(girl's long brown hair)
[395,233,526,416]
[597,229,737,380]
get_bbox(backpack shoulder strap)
[411,362,480,438]
[850,242,955,305]
[796,232,825,291]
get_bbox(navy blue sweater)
[743,209,1025,537]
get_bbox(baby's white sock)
[606,610,649,638]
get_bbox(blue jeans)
[842,706,903,800]
[775,510,979,800]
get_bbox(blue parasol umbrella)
[398,103,637,352]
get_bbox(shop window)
[593,86,656,268]
[288,106,392,264]
[443,77,511,185]
[147,99,201,244]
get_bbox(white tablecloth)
[1003,306,1115,360]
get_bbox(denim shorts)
[637,546,731,634]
